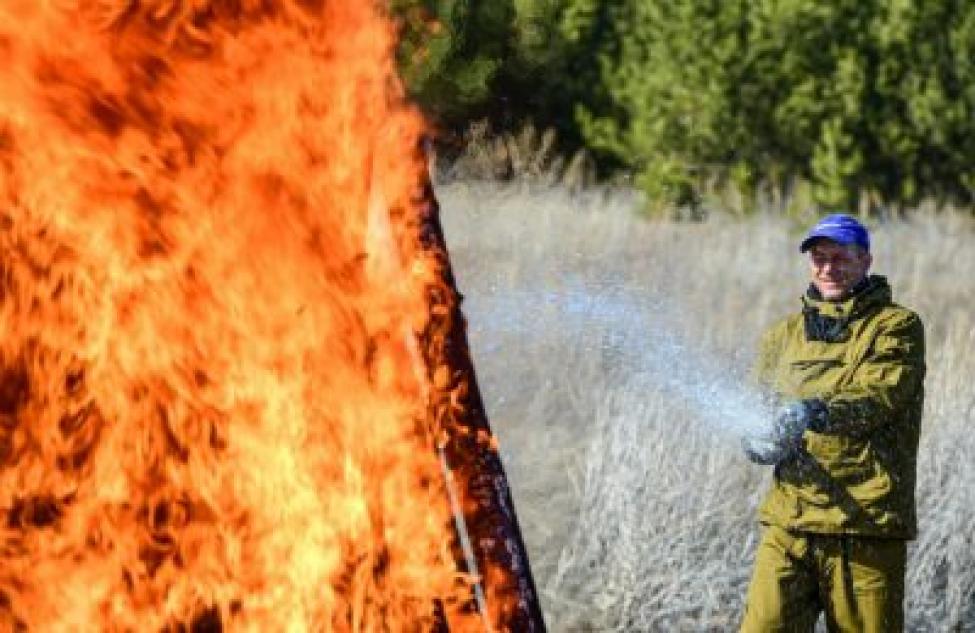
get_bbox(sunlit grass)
[437,181,975,631]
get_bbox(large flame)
[0,1,483,629]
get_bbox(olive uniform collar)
[801,275,891,342]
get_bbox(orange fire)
[0,1,488,630]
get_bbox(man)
[740,214,926,632]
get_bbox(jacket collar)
[802,275,891,320]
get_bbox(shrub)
[577,0,975,209]
[393,0,975,211]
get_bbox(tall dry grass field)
[436,181,975,632]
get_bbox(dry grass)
[434,122,599,191]
[435,181,975,632]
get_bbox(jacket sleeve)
[752,324,781,385]
[822,311,925,435]
[751,323,783,406]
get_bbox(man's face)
[807,239,872,301]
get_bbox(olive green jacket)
[754,275,925,538]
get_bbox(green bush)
[577,0,975,209]
[393,1,513,124]
[392,0,609,162]
[393,0,975,211]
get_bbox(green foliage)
[576,0,975,209]
[391,0,612,160]
[392,1,513,122]
[392,0,975,211]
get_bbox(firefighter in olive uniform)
[740,214,925,632]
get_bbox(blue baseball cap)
[799,213,870,253]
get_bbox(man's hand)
[774,399,828,440]
[743,399,828,465]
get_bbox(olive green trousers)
[740,525,906,632]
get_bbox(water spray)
[465,278,775,446]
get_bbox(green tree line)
[392,0,975,211]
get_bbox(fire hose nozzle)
[741,399,828,465]
[741,434,795,465]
